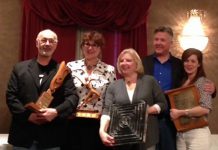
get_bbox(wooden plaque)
[165,85,208,132]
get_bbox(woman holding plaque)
[66,30,116,150]
[99,48,167,150]
[170,48,213,150]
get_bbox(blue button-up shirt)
[153,56,172,91]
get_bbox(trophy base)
[75,110,100,119]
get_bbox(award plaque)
[108,101,147,146]
[25,90,54,113]
[165,84,208,132]
[25,61,71,112]
[75,110,100,119]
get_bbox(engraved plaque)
[75,110,100,119]
[25,91,54,112]
[165,84,208,132]
[108,101,147,146]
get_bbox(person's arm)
[171,77,212,120]
[54,74,79,118]
[170,106,209,120]
[6,65,31,121]
[100,83,115,146]
[99,115,114,146]
[203,79,216,98]
[149,77,168,114]
[101,65,117,100]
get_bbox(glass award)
[108,101,147,146]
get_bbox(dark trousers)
[156,117,177,150]
[62,118,112,150]
[113,143,145,150]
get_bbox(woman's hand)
[170,108,183,120]
[147,104,160,115]
[99,130,115,146]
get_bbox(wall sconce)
[179,9,208,51]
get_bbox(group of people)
[6,27,215,150]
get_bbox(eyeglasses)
[83,42,99,48]
[39,38,57,44]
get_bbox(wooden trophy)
[25,61,71,112]
[69,72,101,119]
[75,79,101,119]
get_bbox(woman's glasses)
[83,42,99,48]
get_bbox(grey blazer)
[102,75,167,148]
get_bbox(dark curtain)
[22,0,151,65]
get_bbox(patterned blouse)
[195,77,212,111]
[67,59,116,113]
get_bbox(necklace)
[86,64,96,70]
[85,59,98,71]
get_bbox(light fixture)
[179,9,208,51]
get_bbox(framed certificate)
[108,101,148,146]
[165,84,208,132]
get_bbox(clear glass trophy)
[108,101,148,146]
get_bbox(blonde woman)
[100,48,167,150]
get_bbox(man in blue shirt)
[143,26,182,150]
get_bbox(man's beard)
[40,51,50,57]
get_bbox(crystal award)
[108,101,147,146]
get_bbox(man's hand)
[37,108,58,122]
[204,80,215,95]
[28,113,47,125]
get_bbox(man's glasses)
[83,42,99,48]
[40,38,57,44]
